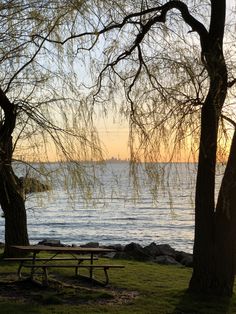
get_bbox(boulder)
[155,244,176,257]
[19,177,51,194]
[38,239,63,247]
[104,244,124,258]
[154,255,181,266]
[81,242,99,248]
[106,244,124,252]
[175,251,193,267]
[123,242,151,261]
[143,242,161,257]
[143,243,177,258]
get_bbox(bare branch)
[227,78,236,88]
[221,114,236,128]
[33,1,208,51]
[4,15,64,94]
[0,88,13,113]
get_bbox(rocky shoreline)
[38,239,193,267]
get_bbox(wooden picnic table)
[5,245,124,286]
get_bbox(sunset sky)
[96,114,129,160]
[96,0,236,162]
[15,0,235,163]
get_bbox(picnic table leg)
[75,259,83,276]
[30,252,37,279]
[90,253,94,279]
[42,267,49,287]
[17,261,24,279]
[103,267,109,286]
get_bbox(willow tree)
[37,0,236,295]
[0,0,102,256]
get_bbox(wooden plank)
[22,264,125,286]
[23,264,124,268]
[12,245,115,254]
[4,257,98,262]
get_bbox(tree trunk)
[189,98,236,295]
[191,129,236,296]
[187,0,233,295]
[211,130,236,295]
[190,129,236,296]
[0,88,29,257]
[188,84,219,294]
[0,165,29,256]
[189,26,230,295]
[189,73,231,294]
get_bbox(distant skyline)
[14,0,236,164]
[98,127,129,160]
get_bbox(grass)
[1,253,236,314]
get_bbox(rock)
[38,239,63,247]
[111,242,192,266]
[37,240,192,268]
[156,244,176,257]
[143,242,161,257]
[106,244,124,252]
[143,243,176,258]
[154,255,181,265]
[175,251,193,267]
[19,177,51,194]
[102,244,124,258]
[123,242,151,261]
[81,242,99,248]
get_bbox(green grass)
[1,254,236,314]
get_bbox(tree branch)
[33,1,208,52]
[4,11,69,94]
[221,114,236,128]
[227,78,236,88]
[158,1,209,51]
[0,88,14,113]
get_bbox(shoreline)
[36,239,194,267]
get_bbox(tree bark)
[189,74,228,294]
[189,0,231,295]
[211,130,236,295]
[190,127,236,296]
[0,165,29,256]
[0,88,29,256]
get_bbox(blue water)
[0,162,225,253]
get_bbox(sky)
[94,1,235,162]
[99,126,129,160]
[14,0,236,163]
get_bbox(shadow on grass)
[172,290,231,314]
[0,303,40,314]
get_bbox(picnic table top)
[12,245,115,254]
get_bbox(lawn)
[0,254,236,314]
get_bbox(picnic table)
[4,245,124,286]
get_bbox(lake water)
[0,162,224,253]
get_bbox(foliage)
[28,0,236,296]
[31,1,215,160]
[0,0,106,211]
[0,0,104,162]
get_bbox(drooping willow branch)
[33,1,209,52]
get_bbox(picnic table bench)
[4,256,98,279]
[4,245,124,286]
